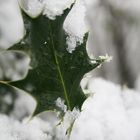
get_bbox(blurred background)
[87,0,140,90]
[0,0,140,121]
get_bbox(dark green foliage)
[0,8,105,116]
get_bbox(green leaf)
[0,8,105,116]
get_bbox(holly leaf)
[0,8,105,116]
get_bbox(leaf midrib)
[49,23,71,110]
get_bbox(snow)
[55,108,80,140]
[19,0,74,19]
[42,0,74,20]
[11,91,36,120]
[0,0,24,49]
[55,97,67,113]
[18,0,44,18]
[1,78,140,140]
[0,51,30,81]
[99,54,113,62]
[70,78,140,140]
[0,114,50,140]
[63,0,88,52]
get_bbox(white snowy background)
[0,0,140,140]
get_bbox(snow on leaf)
[42,0,75,20]
[18,0,75,19]
[64,0,88,52]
